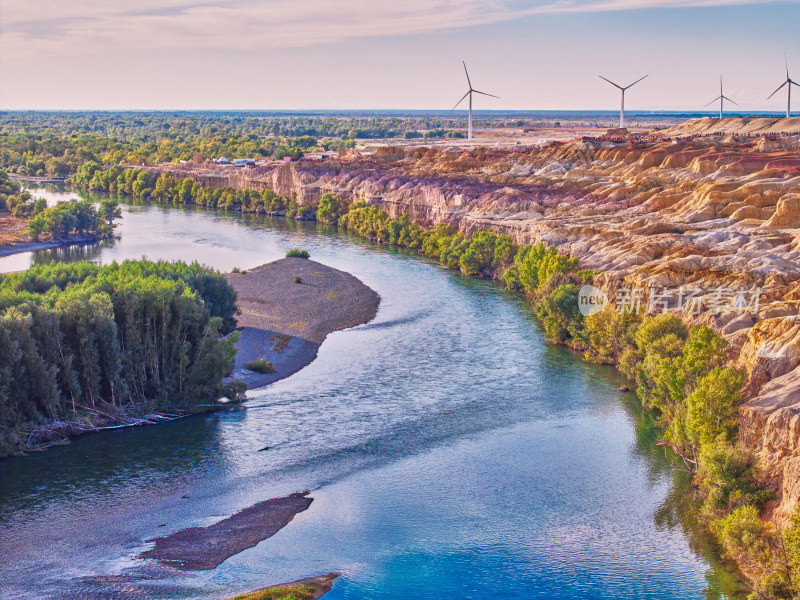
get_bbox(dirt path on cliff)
[226,257,380,389]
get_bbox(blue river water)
[0,189,743,599]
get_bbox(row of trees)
[71,165,337,221]
[72,164,306,215]
[0,260,241,458]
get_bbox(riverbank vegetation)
[0,260,243,458]
[26,198,120,242]
[0,168,30,210]
[71,163,305,215]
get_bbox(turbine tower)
[452,62,499,142]
[705,76,738,119]
[598,74,648,128]
[767,56,799,118]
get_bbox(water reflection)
[30,240,108,265]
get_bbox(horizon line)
[0,108,795,114]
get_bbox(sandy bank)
[139,492,313,570]
[226,257,380,389]
[227,573,338,600]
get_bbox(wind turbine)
[767,55,799,118]
[452,61,499,142]
[598,74,648,128]
[705,76,738,119]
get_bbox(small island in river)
[227,256,380,389]
[139,491,315,570]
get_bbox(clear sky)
[1,0,799,111]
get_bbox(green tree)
[99,199,122,226]
[316,193,347,224]
[27,214,48,241]
[535,284,583,343]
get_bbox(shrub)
[784,505,800,590]
[245,359,275,374]
[286,249,310,259]
[293,276,302,283]
[697,438,765,518]
[713,504,771,559]
[583,306,641,365]
[535,284,584,344]
[316,192,349,224]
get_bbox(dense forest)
[0,112,479,177]
[0,260,242,458]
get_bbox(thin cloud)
[0,0,788,59]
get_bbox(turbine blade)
[705,96,722,107]
[623,74,648,90]
[722,95,739,105]
[452,90,470,111]
[768,81,789,99]
[786,53,790,80]
[598,75,623,90]
[463,61,472,90]
[472,90,500,98]
[791,80,800,88]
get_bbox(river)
[0,187,744,599]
